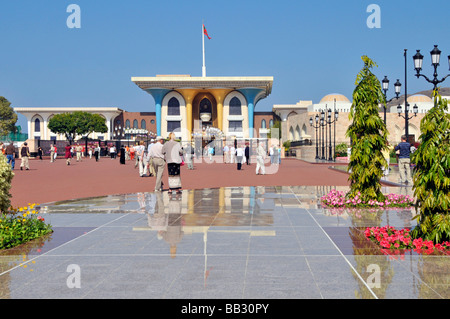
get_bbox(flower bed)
[321,189,414,208]
[365,226,450,256]
[0,203,53,250]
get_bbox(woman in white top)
[235,146,245,170]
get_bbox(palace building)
[131,75,274,140]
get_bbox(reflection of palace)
[136,186,326,260]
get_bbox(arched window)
[168,97,180,115]
[141,120,146,130]
[269,119,274,128]
[261,119,266,128]
[200,98,212,114]
[133,119,138,129]
[34,118,41,132]
[125,120,130,128]
[229,97,241,115]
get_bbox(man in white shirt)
[223,144,229,163]
[135,141,147,177]
[230,145,236,164]
[146,139,156,177]
[149,136,165,191]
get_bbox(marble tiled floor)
[1,186,448,299]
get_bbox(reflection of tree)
[417,255,450,298]
[0,233,53,298]
[347,209,394,299]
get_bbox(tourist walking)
[395,135,412,185]
[110,145,116,159]
[149,136,165,192]
[65,143,72,165]
[184,142,194,170]
[162,132,184,194]
[135,141,147,177]
[255,142,266,175]
[245,144,250,165]
[146,139,156,176]
[75,143,83,162]
[119,145,126,165]
[37,146,43,160]
[94,144,100,162]
[223,144,229,163]
[236,145,244,170]
[230,144,236,164]
[20,142,30,170]
[50,144,56,162]
[5,141,15,169]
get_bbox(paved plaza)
[1,157,448,299]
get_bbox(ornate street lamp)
[309,114,320,160]
[413,45,450,91]
[326,105,338,161]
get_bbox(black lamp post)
[392,49,414,139]
[320,110,326,160]
[413,45,450,92]
[326,107,338,161]
[381,76,402,125]
[309,114,320,160]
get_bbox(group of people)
[1,141,31,170]
[132,133,184,194]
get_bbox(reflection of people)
[395,135,412,184]
[161,192,184,258]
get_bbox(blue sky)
[1,0,450,132]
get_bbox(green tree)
[0,97,18,137]
[411,90,450,243]
[0,153,14,213]
[48,111,108,143]
[346,56,388,202]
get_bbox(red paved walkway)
[9,156,352,208]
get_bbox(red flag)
[203,24,211,40]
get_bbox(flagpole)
[202,23,206,77]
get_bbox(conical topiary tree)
[346,56,388,203]
[411,89,450,243]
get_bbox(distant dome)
[408,94,432,103]
[320,93,350,103]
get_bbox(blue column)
[146,89,170,136]
[238,88,264,138]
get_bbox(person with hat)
[162,132,184,194]
[146,138,156,176]
[20,142,30,170]
[149,136,166,192]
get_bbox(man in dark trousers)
[5,141,16,170]
[245,143,250,165]
[395,135,412,185]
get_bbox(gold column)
[178,89,198,139]
[210,89,232,131]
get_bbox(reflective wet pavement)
[1,185,449,299]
